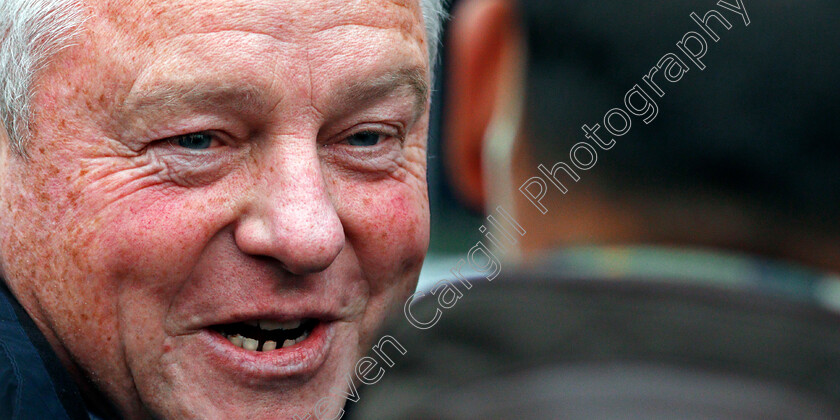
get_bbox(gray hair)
[0,0,447,155]
[0,0,86,155]
[421,0,449,70]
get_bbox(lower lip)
[198,321,334,379]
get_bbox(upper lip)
[165,264,363,335]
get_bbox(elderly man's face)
[0,0,429,417]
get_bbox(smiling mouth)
[210,319,318,352]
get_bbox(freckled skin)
[0,0,430,418]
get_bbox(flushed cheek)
[86,189,241,391]
[340,181,429,294]
[335,183,427,353]
[91,186,231,272]
[63,184,236,332]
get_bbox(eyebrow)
[119,82,272,121]
[338,67,429,119]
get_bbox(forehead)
[49,0,430,136]
[86,0,425,48]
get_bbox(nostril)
[235,223,344,274]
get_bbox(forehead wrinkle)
[91,0,425,51]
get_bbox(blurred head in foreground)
[443,0,840,271]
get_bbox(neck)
[511,188,840,274]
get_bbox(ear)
[443,0,522,213]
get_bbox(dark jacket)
[0,282,89,420]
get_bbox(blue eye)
[346,131,382,147]
[173,133,214,150]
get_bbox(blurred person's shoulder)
[350,247,840,419]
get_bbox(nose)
[234,143,345,275]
